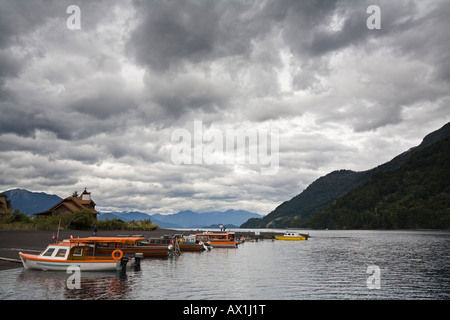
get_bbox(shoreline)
[0,228,281,271]
[0,228,189,271]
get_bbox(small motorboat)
[106,236,172,257]
[195,231,238,248]
[177,235,208,251]
[275,232,309,241]
[19,237,143,271]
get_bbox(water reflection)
[64,272,134,300]
[2,231,449,300]
[16,269,138,300]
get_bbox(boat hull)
[195,232,238,248]
[179,243,206,251]
[97,246,169,258]
[19,252,121,271]
[209,241,237,248]
[275,236,307,241]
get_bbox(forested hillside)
[310,136,450,229]
[242,169,371,228]
[241,122,450,229]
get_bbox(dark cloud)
[0,0,449,214]
[127,0,326,73]
[69,84,137,120]
[126,0,352,72]
[0,101,72,139]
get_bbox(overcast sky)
[0,0,449,215]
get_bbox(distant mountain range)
[151,210,262,228]
[98,209,262,229]
[1,188,262,229]
[241,121,450,229]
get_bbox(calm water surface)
[0,230,449,300]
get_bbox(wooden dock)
[0,256,21,263]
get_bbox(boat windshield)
[41,246,69,259]
[55,248,67,257]
[42,248,55,256]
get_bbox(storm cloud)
[0,0,449,214]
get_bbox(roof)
[0,197,7,215]
[69,237,146,244]
[36,190,98,216]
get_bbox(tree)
[64,209,96,230]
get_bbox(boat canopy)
[68,237,146,245]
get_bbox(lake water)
[0,230,449,300]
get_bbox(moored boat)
[19,237,143,271]
[195,231,238,248]
[93,236,171,257]
[141,234,207,252]
[177,235,208,251]
[275,232,309,241]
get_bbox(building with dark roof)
[0,195,8,216]
[36,189,99,218]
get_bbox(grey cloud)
[126,0,358,72]
[0,150,81,188]
[128,0,223,71]
[70,87,137,120]
[0,50,23,80]
[1,0,449,215]
[127,0,281,72]
[0,101,72,139]
[0,0,63,48]
[139,71,235,123]
[388,1,450,83]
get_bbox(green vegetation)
[241,122,450,230]
[0,210,34,229]
[241,169,371,228]
[0,207,159,231]
[97,218,158,231]
[310,137,450,229]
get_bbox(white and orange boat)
[19,237,144,271]
[195,231,238,248]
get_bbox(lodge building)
[0,196,8,216]
[36,188,99,218]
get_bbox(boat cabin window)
[55,248,67,257]
[72,247,83,256]
[42,248,55,257]
[150,239,170,244]
[98,242,116,248]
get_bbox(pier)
[0,228,309,270]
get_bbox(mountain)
[151,209,262,228]
[97,212,121,221]
[241,122,450,229]
[2,188,62,215]
[97,211,152,222]
[97,209,262,229]
[311,135,450,229]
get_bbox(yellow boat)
[275,232,308,241]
